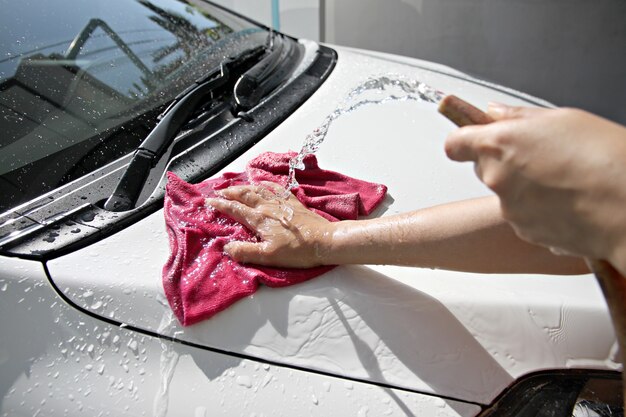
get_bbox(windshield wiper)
[234,34,300,111]
[103,45,266,212]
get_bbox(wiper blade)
[103,45,266,212]
[234,34,301,111]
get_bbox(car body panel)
[0,255,482,416]
[335,45,555,108]
[45,46,620,405]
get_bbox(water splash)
[284,75,444,193]
[153,311,180,417]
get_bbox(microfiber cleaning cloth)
[162,151,387,326]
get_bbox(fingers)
[445,105,541,162]
[217,184,276,207]
[487,102,547,121]
[205,197,258,230]
[444,125,483,162]
[258,181,286,194]
[445,124,509,192]
[223,241,269,265]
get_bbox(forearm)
[207,184,589,273]
[324,196,589,274]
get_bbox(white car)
[0,0,622,416]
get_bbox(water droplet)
[261,373,272,388]
[81,212,96,222]
[236,375,252,388]
[128,340,138,353]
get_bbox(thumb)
[224,241,267,264]
[487,102,547,121]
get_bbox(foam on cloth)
[162,152,387,326]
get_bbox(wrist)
[320,219,395,266]
[318,220,360,265]
[311,221,342,266]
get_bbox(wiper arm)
[234,34,301,111]
[103,45,266,212]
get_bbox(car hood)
[46,45,618,405]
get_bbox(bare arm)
[327,195,588,274]
[206,186,588,274]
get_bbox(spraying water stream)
[284,75,444,193]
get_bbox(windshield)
[0,0,269,212]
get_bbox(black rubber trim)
[477,368,622,417]
[41,260,484,408]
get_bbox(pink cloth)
[162,152,387,326]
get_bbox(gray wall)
[324,0,626,124]
[212,0,320,40]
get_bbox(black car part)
[102,45,267,212]
[0,44,337,259]
[479,370,623,417]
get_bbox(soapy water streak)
[284,75,444,194]
[153,311,180,417]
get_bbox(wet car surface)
[1,0,623,416]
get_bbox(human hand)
[205,182,335,268]
[444,103,626,266]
